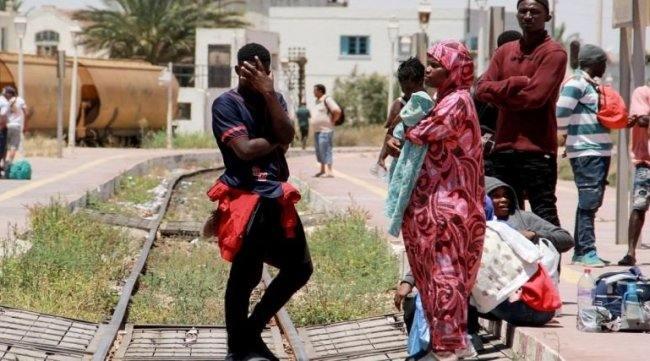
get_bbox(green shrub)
[332,71,393,125]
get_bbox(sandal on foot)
[618,255,636,266]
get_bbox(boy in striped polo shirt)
[556,44,612,267]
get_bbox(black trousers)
[0,127,6,163]
[488,151,561,226]
[225,197,313,352]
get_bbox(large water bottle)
[577,269,595,331]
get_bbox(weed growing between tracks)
[286,208,398,326]
[87,168,168,217]
[165,172,216,222]
[0,203,142,322]
[128,238,229,324]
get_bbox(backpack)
[324,96,345,126]
[596,84,628,129]
[593,267,650,330]
[7,159,32,180]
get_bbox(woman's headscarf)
[427,40,474,99]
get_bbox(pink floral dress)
[402,40,486,352]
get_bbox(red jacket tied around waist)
[206,180,301,262]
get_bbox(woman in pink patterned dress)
[402,40,486,360]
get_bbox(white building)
[0,5,102,58]
[269,6,467,105]
[175,28,283,134]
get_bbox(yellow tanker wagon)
[0,53,179,146]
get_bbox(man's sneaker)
[572,252,606,268]
[617,255,636,266]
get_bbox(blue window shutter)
[340,36,349,55]
[360,36,369,55]
[349,36,357,55]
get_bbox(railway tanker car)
[0,53,179,146]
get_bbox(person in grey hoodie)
[485,176,574,253]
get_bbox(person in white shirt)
[2,86,27,165]
[310,84,341,177]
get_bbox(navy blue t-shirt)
[212,89,290,198]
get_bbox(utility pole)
[56,50,65,158]
[596,0,603,46]
[550,0,557,38]
[465,0,471,42]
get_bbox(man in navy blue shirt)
[212,43,313,361]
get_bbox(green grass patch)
[165,172,216,222]
[142,131,216,149]
[128,239,229,325]
[0,203,141,322]
[286,209,398,326]
[87,170,167,217]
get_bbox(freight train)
[0,53,179,146]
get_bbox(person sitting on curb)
[485,176,574,254]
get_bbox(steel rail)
[91,167,222,361]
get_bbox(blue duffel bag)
[593,267,650,330]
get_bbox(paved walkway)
[0,148,214,240]
[288,151,650,361]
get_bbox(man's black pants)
[225,197,313,352]
[488,151,561,226]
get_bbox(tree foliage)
[0,0,21,11]
[332,70,389,125]
[74,0,247,64]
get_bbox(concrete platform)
[0,148,216,241]
[287,151,650,361]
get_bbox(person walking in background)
[556,45,611,267]
[311,84,341,178]
[476,0,567,226]
[401,40,485,361]
[1,86,26,169]
[295,102,310,150]
[618,85,650,266]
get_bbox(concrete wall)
[189,28,282,133]
[269,7,466,105]
[175,87,208,134]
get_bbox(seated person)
[486,176,574,253]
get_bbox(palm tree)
[74,0,247,64]
[0,0,22,11]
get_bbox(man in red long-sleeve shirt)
[476,0,567,226]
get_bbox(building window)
[35,30,60,57]
[35,30,60,42]
[208,44,232,88]
[340,36,370,56]
[175,102,192,120]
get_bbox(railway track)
[2,165,512,360]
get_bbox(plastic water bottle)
[577,269,595,330]
[623,283,644,322]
